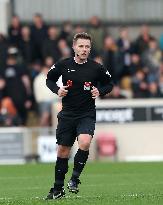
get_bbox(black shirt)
[2,64,28,106]
[46,57,113,115]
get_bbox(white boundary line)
[0,192,162,201]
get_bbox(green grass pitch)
[0,162,163,205]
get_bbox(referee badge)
[84,82,92,90]
[67,80,73,88]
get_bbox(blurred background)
[0,0,163,164]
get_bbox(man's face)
[73,38,91,60]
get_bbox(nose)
[83,46,87,52]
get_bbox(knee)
[78,136,91,151]
[79,143,90,151]
[57,146,71,158]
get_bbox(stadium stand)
[1,14,163,126]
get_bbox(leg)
[67,134,92,193]
[67,116,95,193]
[57,144,71,158]
[54,116,76,189]
[78,133,92,151]
[54,145,71,190]
[71,134,92,180]
[46,115,77,200]
[46,145,71,200]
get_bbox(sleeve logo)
[106,70,111,77]
[50,64,55,70]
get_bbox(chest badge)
[84,82,92,90]
[67,80,73,88]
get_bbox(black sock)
[71,149,89,181]
[54,157,68,190]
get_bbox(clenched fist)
[58,86,69,97]
[91,86,100,99]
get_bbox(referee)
[45,32,113,200]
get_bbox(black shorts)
[56,112,96,146]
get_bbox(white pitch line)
[0,195,102,201]
[0,176,50,180]
[0,193,162,201]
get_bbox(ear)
[72,42,76,50]
[72,41,75,47]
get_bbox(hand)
[91,86,100,99]
[58,86,69,97]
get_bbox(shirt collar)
[73,57,87,65]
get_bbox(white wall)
[87,99,163,161]
[94,122,163,161]
[0,0,11,35]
